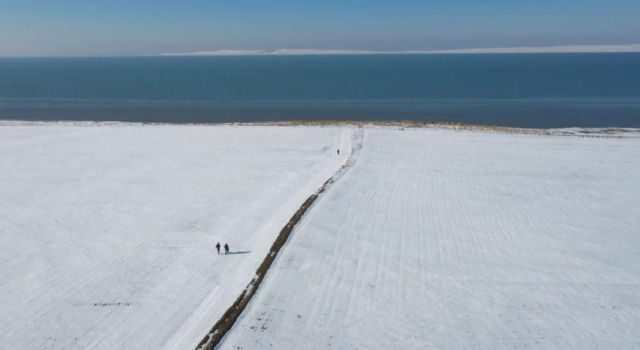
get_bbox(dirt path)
[195,128,364,350]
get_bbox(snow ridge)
[196,128,362,350]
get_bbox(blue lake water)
[1,53,639,128]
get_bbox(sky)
[0,0,639,56]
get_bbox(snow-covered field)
[0,124,351,350]
[223,128,640,349]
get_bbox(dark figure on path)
[216,242,221,255]
[337,149,340,155]
[224,243,230,255]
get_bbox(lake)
[1,53,639,128]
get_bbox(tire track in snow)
[195,128,363,350]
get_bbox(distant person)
[216,242,221,255]
[224,243,230,255]
[337,149,340,155]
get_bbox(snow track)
[197,127,363,350]
[223,128,640,349]
[0,124,352,350]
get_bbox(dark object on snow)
[224,243,229,255]
[337,149,340,155]
[216,242,221,255]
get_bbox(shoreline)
[2,119,640,138]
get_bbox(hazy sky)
[1,0,639,56]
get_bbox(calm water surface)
[1,54,639,128]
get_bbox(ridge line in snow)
[195,128,364,350]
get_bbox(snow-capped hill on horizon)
[160,43,640,56]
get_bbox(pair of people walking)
[216,242,229,255]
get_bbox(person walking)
[215,242,221,255]
[337,149,340,155]
[224,243,230,255]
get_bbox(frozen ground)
[0,124,351,350]
[548,127,640,138]
[223,128,640,349]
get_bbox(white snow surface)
[223,128,640,349]
[0,124,351,350]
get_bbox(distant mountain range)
[161,44,640,56]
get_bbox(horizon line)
[2,43,640,58]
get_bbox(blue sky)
[0,0,639,56]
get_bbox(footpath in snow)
[223,128,640,349]
[0,123,351,350]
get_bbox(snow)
[0,123,352,350]
[161,43,640,56]
[223,128,640,349]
